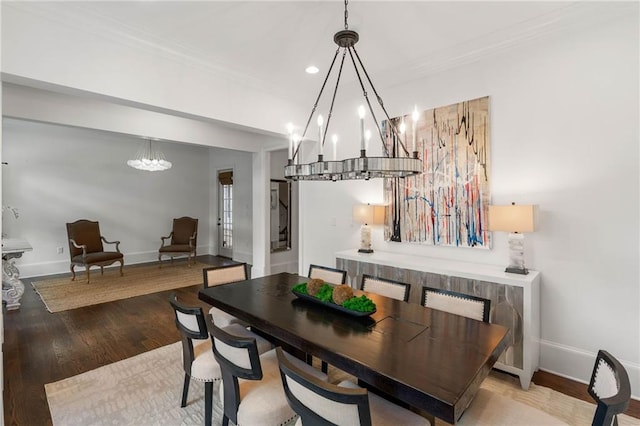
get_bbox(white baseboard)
[232,250,252,265]
[17,246,213,278]
[270,260,298,274]
[540,339,640,400]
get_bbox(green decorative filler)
[342,295,376,313]
[293,282,376,313]
[293,282,308,294]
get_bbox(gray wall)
[2,118,215,277]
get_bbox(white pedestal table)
[2,238,32,310]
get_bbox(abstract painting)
[383,96,491,248]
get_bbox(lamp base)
[505,266,529,275]
[359,224,373,253]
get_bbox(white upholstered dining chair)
[588,349,631,426]
[168,293,272,426]
[203,263,249,327]
[360,274,410,302]
[421,286,491,323]
[276,346,430,426]
[211,325,328,426]
[457,349,631,425]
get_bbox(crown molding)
[4,2,636,100]
[386,1,638,86]
[2,2,284,97]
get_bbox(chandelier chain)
[344,0,349,29]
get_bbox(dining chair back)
[361,274,410,302]
[203,263,249,288]
[203,263,249,327]
[211,325,326,426]
[588,349,631,426]
[276,347,430,426]
[308,264,347,284]
[421,286,491,323]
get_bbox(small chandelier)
[284,0,422,181]
[127,139,172,172]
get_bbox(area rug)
[45,342,639,426]
[32,262,209,313]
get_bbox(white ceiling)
[16,0,631,106]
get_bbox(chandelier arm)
[351,46,411,157]
[346,46,390,157]
[322,48,348,150]
[293,47,341,161]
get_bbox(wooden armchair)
[159,217,198,267]
[66,219,124,283]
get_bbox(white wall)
[300,14,640,393]
[2,119,212,277]
[210,147,254,265]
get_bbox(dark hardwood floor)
[3,255,638,424]
[3,255,235,426]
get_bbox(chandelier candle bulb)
[332,134,338,161]
[293,134,301,165]
[317,115,324,158]
[358,105,366,153]
[412,106,419,154]
[365,129,371,152]
[287,122,294,161]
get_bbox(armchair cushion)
[71,252,123,264]
[159,244,192,253]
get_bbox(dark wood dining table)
[198,272,509,424]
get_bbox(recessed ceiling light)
[305,66,319,74]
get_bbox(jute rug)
[32,262,209,313]
[45,342,639,426]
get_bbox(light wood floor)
[3,255,638,424]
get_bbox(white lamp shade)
[353,204,385,225]
[488,204,535,233]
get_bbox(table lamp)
[488,203,535,274]
[353,204,385,253]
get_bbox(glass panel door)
[218,170,233,258]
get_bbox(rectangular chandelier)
[284,1,422,182]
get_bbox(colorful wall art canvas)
[383,96,491,248]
